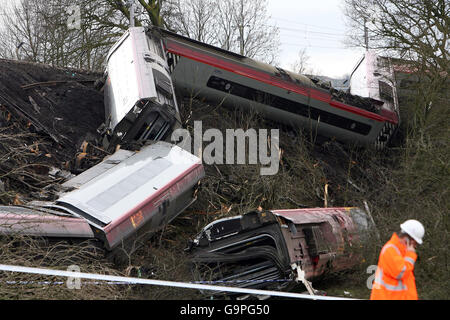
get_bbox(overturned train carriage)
[158,28,399,149]
[187,207,376,294]
[0,142,205,252]
[101,27,181,149]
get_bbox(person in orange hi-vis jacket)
[370,219,425,300]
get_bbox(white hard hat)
[400,219,425,245]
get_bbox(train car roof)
[56,141,202,228]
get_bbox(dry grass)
[0,235,129,299]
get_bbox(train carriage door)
[302,222,335,276]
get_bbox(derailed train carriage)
[157,28,399,149]
[0,142,205,254]
[187,207,376,295]
[100,27,182,150]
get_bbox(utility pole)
[16,42,24,60]
[237,0,245,56]
[128,0,135,28]
[364,17,369,50]
[238,24,244,55]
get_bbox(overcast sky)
[267,0,365,78]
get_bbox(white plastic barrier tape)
[0,264,356,300]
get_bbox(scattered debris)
[0,59,104,151]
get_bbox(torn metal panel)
[188,207,375,296]
[273,207,371,279]
[188,210,294,294]
[56,141,205,250]
[0,205,94,238]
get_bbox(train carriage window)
[152,68,175,107]
[146,35,165,60]
[206,75,372,135]
[303,224,332,257]
[377,57,390,69]
[379,80,394,102]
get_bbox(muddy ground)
[0,59,107,204]
[0,59,104,157]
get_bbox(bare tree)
[0,0,121,70]
[0,0,45,62]
[169,0,217,43]
[343,0,448,133]
[1,0,280,68]
[344,0,447,68]
[290,48,311,74]
[170,0,280,64]
[84,0,176,30]
[225,0,280,63]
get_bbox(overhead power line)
[269,16,347,33]
[280,42,361,50]
[279,33,346,42]
[275,25,346,37]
